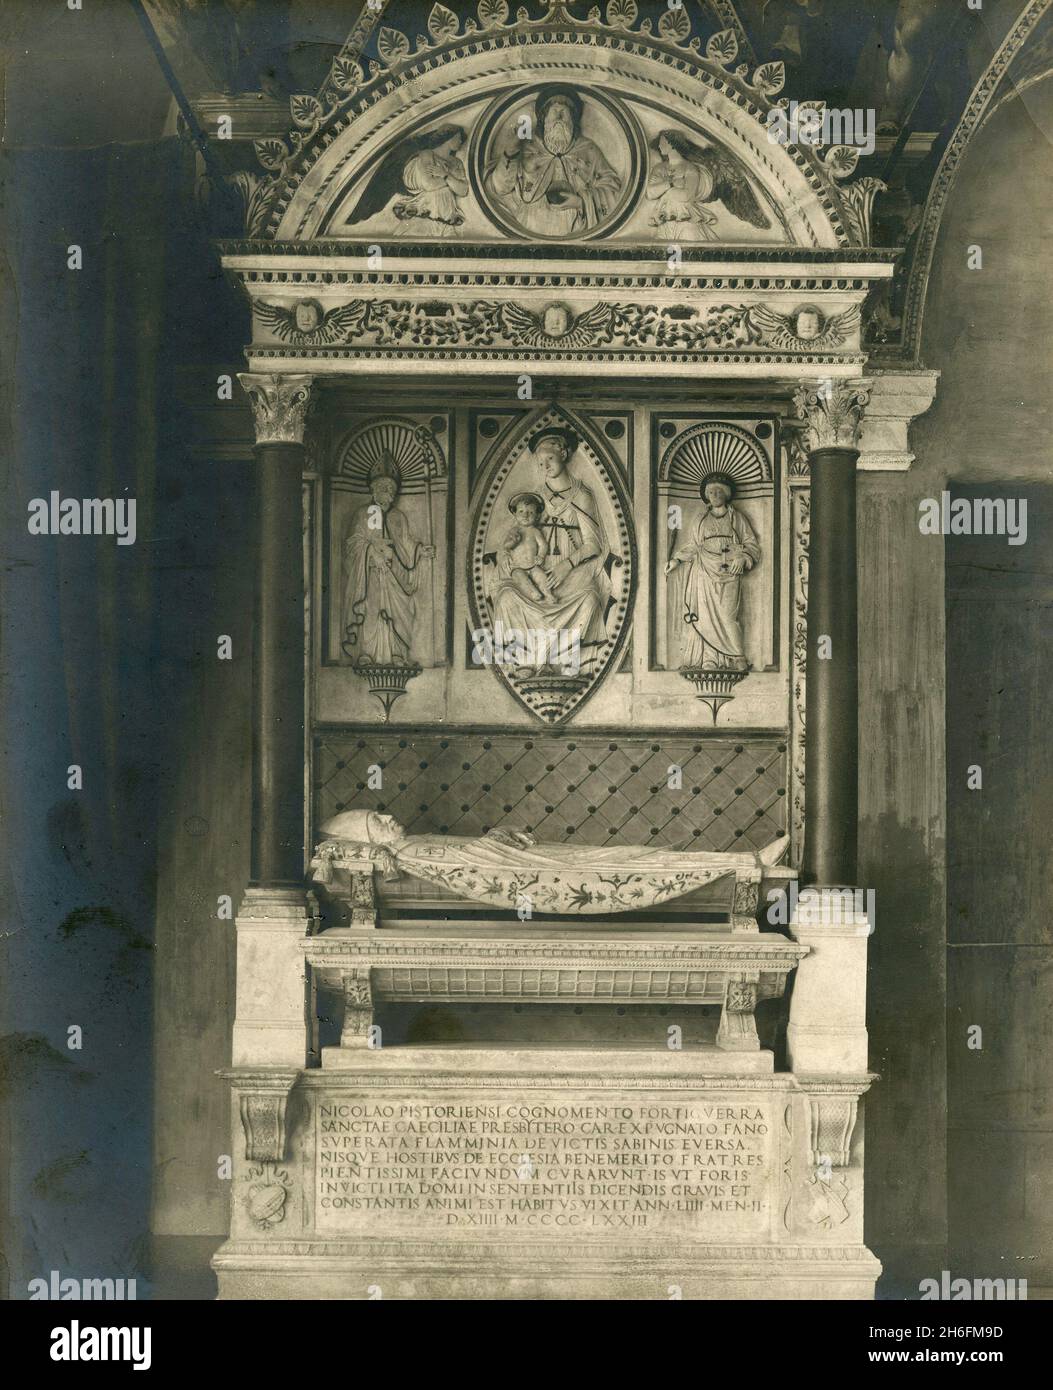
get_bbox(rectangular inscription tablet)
[314,1095,773,1238]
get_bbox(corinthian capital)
[238,373,314,446]
[793,379,872,453]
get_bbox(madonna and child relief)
[488,427,613,673]
[470,421,634,722]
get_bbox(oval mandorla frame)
[467,404,637,724]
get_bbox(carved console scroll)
[348,869,377,927]
[715,973,761,1052]
[732,875,761,934]
[234,1074,298,1163]
[803,1090,861,1170]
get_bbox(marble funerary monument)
[212,0,937,1300]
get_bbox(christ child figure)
[501,492,554,601]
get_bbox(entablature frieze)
[221,245,895,382]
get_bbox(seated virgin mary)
[489,426,612,676]
[311,809,789,916]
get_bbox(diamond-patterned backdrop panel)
[314,732,787,852]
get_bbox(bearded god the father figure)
[485,85,622,238]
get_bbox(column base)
[231,888,317,1069]
[788,887,872,1075]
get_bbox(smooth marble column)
[794,380,870,887]
[238,372,313,888]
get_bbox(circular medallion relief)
[471,86,644,242]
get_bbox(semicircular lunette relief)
[468,406,636,725]
[320,87,789,246]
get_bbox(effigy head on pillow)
[319,810,406,846]
[311,810,406,884]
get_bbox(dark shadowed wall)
[860,74,1053,1296]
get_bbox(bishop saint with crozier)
[342,454,435,667]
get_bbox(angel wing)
[254,301,301,342]
[254,300,367,346]
[345,136,422,225]
[560,303,616,349]
[309,302,369,346]
[691,145,771,229]
[811,304,860,349]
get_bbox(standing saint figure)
[484,86,621,238]
[342,454,435,666]
[664,472,760,671]
[491,427,611,673]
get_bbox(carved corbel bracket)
[796,1079,875,1168]
[805,1093,859,1169]
[340,968,375,1048]
[731,875,760,934]
[235,1073,298,1162]
[348,867,377,926]
[716,972,761,1051]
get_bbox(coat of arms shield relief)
[468,407,635,724]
